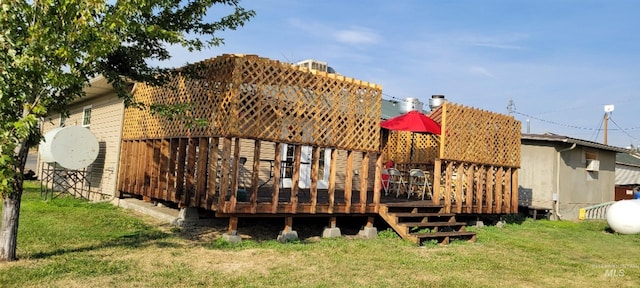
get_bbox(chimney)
[429,95,445,111]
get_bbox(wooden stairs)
[379,201,476,245]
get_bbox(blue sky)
[159,0,640,148]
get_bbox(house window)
[585,151,597,162]
[585,150,598,181]
[318,149,326,180]
[82,106,92,127]
[283,145,295,178]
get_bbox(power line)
[513,110,640,133]
[614,125,640,131]
[591,113,604,142]
[382,93,413,103]
[609,116,640,140]
[512,111,599,130]
[385,97,640,137]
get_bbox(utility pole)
[603,112,608,145]
[604,105,614,145]
[507,99,515,115]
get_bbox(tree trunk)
[0,188,22,261]
[0,137,29,262]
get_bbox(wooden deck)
[114,55,521,246]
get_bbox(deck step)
[384,201,443,208]
[379,203,477,245]
[411,231,477,244]
[390,212,455,217]
[401,221,466,227]
[411,231,477,238]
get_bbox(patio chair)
[408,169,433,200]
[381,168,391,196]
[387,168,407,198]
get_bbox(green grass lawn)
[1,181,639,287]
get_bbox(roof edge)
[521,133,632,153]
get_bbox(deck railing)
[382,102,521,214]
[431,159,518,214]
[117,137,383,215]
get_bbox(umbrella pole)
[409,132,416,163]
[409,132,415,164]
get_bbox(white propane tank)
[606,200,640,234]
[38,126,99,170]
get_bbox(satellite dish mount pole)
[603,104,614,145]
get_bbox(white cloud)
[334,27,381,45]
[461,33,529,50]
[468,66,497,79]
[470,42,524,50]
[287,18,328,37]
[288,18,380,47]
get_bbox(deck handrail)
[579,201,616,220]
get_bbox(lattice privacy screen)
[122,54,383,152]
[383,131,439,164]
[431,103,521,168]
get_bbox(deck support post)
[174,207,199,227]
[322,216,341,238]
[222,216,241,243]
[358,216,378,239]
[473,216,484,228]
[277,216,298,242]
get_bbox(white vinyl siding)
[39,94,125,200]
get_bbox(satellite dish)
[39,126,99,170]
[604,104,615,113]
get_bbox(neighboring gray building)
[519,133,629,220]
[615,152,640,200]
[381,99,403,119]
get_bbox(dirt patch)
[121,245,285,275]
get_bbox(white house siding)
[332,150,376,191]
[231,139,374,191]
[39,92,124,201]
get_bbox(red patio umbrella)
[380,110,441,134]
[380,110,441,166]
